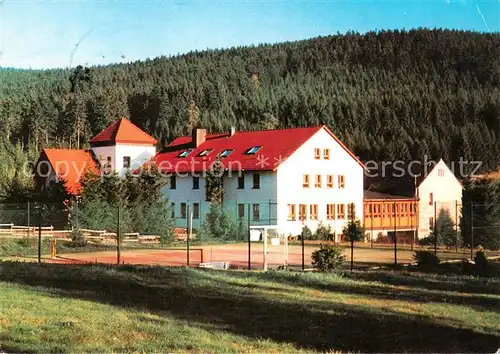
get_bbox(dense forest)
[1,28,500,198]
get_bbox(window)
[337,204,346,219]
[171,202,175,218]
[338,175,345,188]
[178,149,193,158]
[364,204,371,218]
[252,204,260,221]
[237,175,245,189]
[192,176,200,189]
[327,175,334,188]
[303,174,310,188]
[287,204,296,221]
[327,204,336,220]
[310,204,318,220]
[429,217,434,230]
[438,168,444,177]
[107,156,112,163]
[238,204,245,219]
[252,173,260,189]
[170,175,176,189]
[299,204,307,220]
[429,192,433,206]
[220,149,233,158]
[373,204,381,218]
[315,174,321,188]
[180,203,187,219]
[323,149,330,160]
[199,149,213,157]
[347,203,356,220]
[193,203,200,219]
[123,156,131,168]
[246,146,261,155]
[314,148,321,160]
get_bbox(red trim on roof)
[39,148,98,195]
[152,126,363,173]
[90,118,157,145]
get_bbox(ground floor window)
[252,204,260,221]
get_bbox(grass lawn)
[0,262,499,353]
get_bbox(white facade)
[91,143,156,176]
[164,127,364,239]
[417,159,463,239]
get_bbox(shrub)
[69,229,87,247]
[300,225,313,240]
[413,250,440,267]
[311,243,345,271]
[315,222,333,241]
[418,236,435,246]
[474,249,489,277]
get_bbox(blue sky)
[1,0,499,69]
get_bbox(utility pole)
[247,205,251,270]
[434,201,437,256]
[38,207,42,264]
[393,202,397,266]
[187,204,191,267]
[470,201,474,260]
[117,206,121,265]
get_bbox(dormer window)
[220,149,233,158]
[246,146,261,155]
[178,149,193,158]
[199,149,213,157]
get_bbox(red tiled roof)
[90,118,157,145]
[151,126,363,173]
[41,149,99,195]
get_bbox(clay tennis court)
[43,243,482,269]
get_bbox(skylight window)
[220,149,233,158]
[246,146,262,155]
[199,149,213,157]
[178,149,193,158]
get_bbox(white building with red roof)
[155,126,365,238]
[35,118,157,194]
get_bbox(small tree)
[315,222,333,241]
[312,243,345,272]
[343,204,365,271]
[198,204,235,241]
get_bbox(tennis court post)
[247,205,251,270]
[187,204,190,267]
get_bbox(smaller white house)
[416,159,463,239]
[364,158,463,240]
[35,118,158,194]
[152,126,365,239]
[89,118,157,177]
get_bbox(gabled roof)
[364,158,461,197]
[152,125,363,173]
[39,148,98,195]
[90,118,157,146]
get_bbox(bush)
[315,222,333,241]
[418,236,435,246]
[300,225,313,240]
[69,229,87,247]
[474,249,489,277]
[311,243,345,271]
[413,250,440,267]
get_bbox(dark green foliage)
[311,243,345,271]
[300,225,313,241]
[342,219,365,242]
[197,204,235,241]
[72,168,174,240]
[1,29,500,185]
[474,249,489,277]
[461,179,500,250]
[314,222,334,241]
[69,229,87,247]
[205,157,224,204]
[413,250,440,267]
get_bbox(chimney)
[230,126,236,137]
[192,128,207,147]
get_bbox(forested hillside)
[1,28,500,198]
